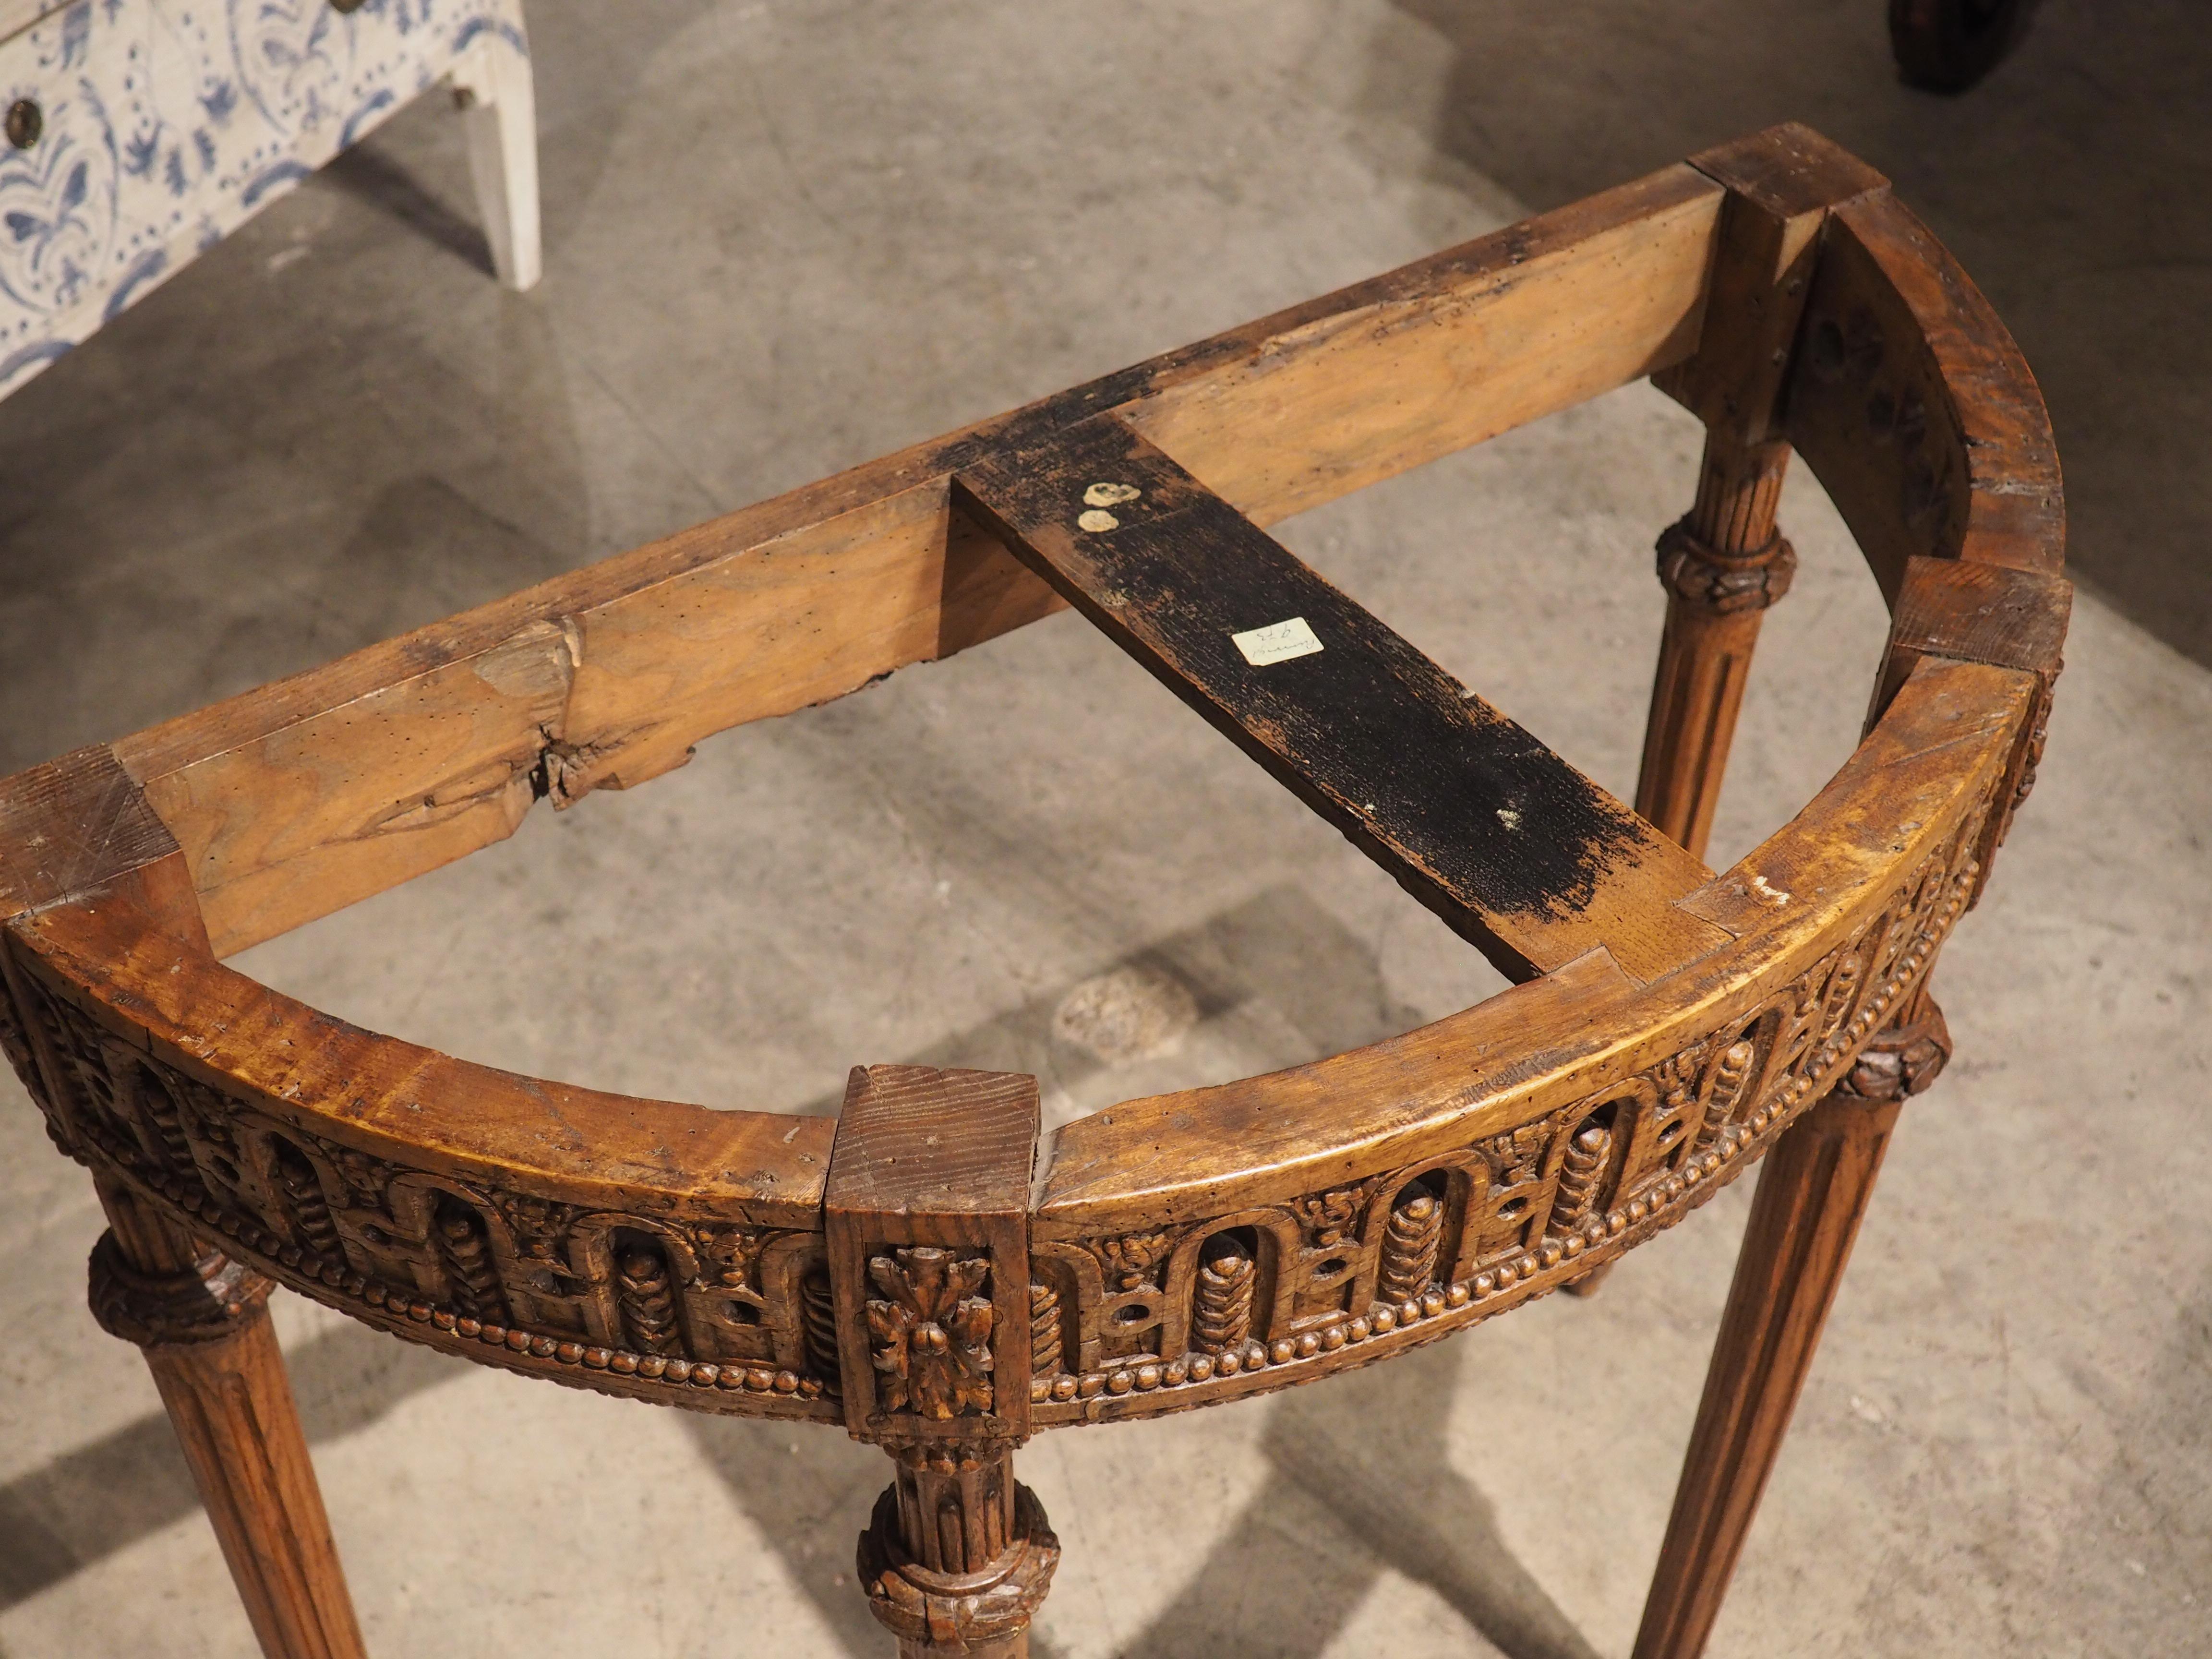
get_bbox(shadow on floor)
[0,1262,1605,1657]
[1112,1338,1600,1659]
[326,144,498,281]
[0,1321,455,1611]
[780,881,1432,1123]
[679,1339,1599,1659]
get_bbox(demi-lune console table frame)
[0,123,2068,1659]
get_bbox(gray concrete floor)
[0,2,2206,1656]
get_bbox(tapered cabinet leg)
[1632,988,1952,1659]
[88,1180,368,1659]
[450,0,542,292]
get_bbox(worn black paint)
[955,416,1672,983]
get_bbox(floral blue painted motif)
[0,0,530,394]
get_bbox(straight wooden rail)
[954,416,1727,985]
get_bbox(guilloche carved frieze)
[0,970,843,1419]
[0,788,1987,1429]
[1023,795,1989,1425]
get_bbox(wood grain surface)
[76,162,1727,955]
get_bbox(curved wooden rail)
[0,125,2069,1659]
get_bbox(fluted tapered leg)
[1635,434,1799,863]
[1633,989,1951,1659]
[90,1178,367,1659]
[857,1440,1059,1658]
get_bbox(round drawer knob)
[5,99,40,150]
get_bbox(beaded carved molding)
[0,779,1993,1423]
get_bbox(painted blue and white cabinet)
[0,0,539,396]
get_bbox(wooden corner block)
[824,1065,1041,1445]
[1884,554,2072,677]
[1661,125,1892,445]
[1869,553,2072,723]
[1863,557,2068,897]
[0,745,208,950]
[1683,124,1889,223]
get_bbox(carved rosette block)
[825,1066,1037,1443]
[826,1065,1047,1654]
[868,1248,997,1419]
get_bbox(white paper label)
[1231,616,1323,666]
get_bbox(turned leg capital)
[857,1441,1060,1656]
[88,1230,274,1349]
[85,1178,366,1659]
[1653,518,1798,616]
[1830,983,1951,1106]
